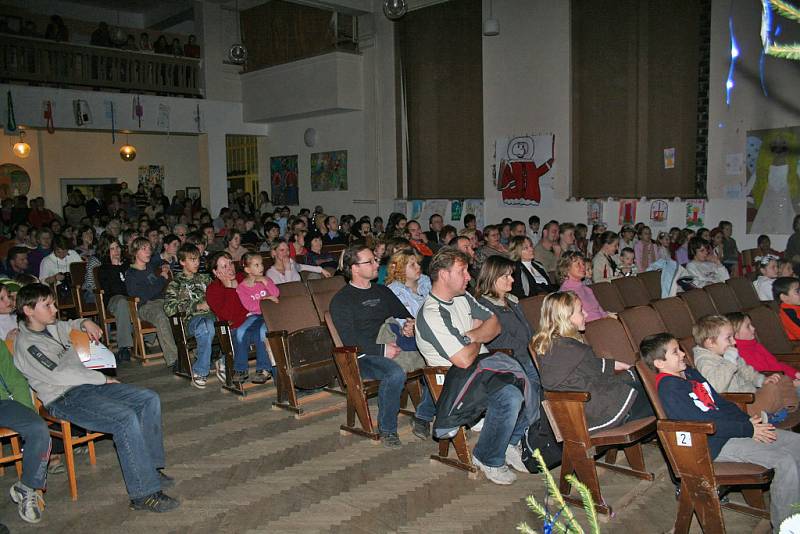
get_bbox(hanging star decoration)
[762,0,800,60]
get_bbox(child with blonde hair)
[531,292,651,431]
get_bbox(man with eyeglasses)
[330,245,428,449]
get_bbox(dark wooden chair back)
[679,289,718,321]
[619,306,668,351]
[704,283,742,315]
[590,281,625,313]
[584,317,638,365]
[518,294,546,331]
[612,276,651,308]
[321,244,346,257]
[169,314,195,380]
[69,261,97,319]
[639,269,663,300]
[748,305,797,355]
[652,297,696,357]
[308,275,346,323]
[727,277,763,310]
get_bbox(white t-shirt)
[0,313,17,340]
[415,291,494,368]
[753,276,775,302]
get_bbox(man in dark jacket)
[416,248,530,485]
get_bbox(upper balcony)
[0,34,202,98]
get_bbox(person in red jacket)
[774,277,800,341]
[727,311,800,381]
[206,251,274,385]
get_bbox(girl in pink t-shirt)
[236,252,280,315]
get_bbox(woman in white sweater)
[39,236,83,286]
[266,240,331,284]
[685,237,729,288]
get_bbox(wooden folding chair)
[307,275,346,323]
[51,280,77,320]
[518,294,547,331]
[727,277,765,311]
[69,262,97,320]
[91,267,116,347]
[635,360,773,531]
[126,297,164,366]
[0,428,23,479]
[612,276,652,308]
[619,306,668,350]
[704,283,742,315]
[590,282,625,314]
[583,317,639,365]
[263,295,342,415]
[679,288,718,321]
[326,313,422,439]
[530,344,654,515]
[652,297,697,356]
[169,314,195,380]
[639,269,663,300]
[422,366,478,477]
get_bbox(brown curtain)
[572,0,701,198]
[241,0,334,71]
[398,0,483,199]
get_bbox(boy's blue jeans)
[187,314,216,377]
[232,314,274,374]
[47,383,166,500]
[0,400,51,489]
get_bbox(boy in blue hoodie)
[640,332,800,529]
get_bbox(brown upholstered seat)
[518,294,546,331]
[704,282,742,315]
[276,280,311,298]
[612,276,651,308]
[727,277,764,310]
[679,288,717,321]
[590,281,625,313]
[639,269,663,300]
[619,306,668,351]
[584,317,638,365]
[652,297,696,356]
[308,275,346,323]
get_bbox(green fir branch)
[565,474,601,534]
[770,0,800,23]
[767,43,800,60]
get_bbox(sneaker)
[252,369,272,384]
[9,481,44,524]
[231,369,250,385]
[191,374,208,389]
[215,359,227,384]
[158,470,175,489]
[410,417,431,440]
[505,442,528,473]
[130,491,180,513]
[473,456,517,485]
[380,432,402,449]
[471,418,485,432]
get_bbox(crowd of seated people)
[3,181,800,530]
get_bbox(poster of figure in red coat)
[495,134,555,206]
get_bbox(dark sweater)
[97,262,129,303]
[125,265,167,305]
[329,283,411,356]
[657,368,753,459]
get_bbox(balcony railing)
[0,34,202,97]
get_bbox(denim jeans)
[0,400,51,489]
[472,384,527,467]
[232,314,273,374]
[187,314,215,377]
[47,383,165,500]
[415,383,436,422]
[357,355,405,434]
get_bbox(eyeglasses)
[354,258,378,265]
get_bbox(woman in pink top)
[236,252,280,315]
[558,251,611,322]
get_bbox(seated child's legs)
[715,429,800,527]
[188,314,215,377]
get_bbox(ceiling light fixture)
[483,0,500,36]
[12,130,30,159]
[383,0,408,20]
[228,0,248,65]
[119,134,136,162]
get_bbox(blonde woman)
[507,235,555,298]
[385,250,428,317]
[266,240,330,284]
[530,292,652,432]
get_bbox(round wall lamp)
[12,130,31,159]
[120,134,137,162]
[304,128,317,148]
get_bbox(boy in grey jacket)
[12,283,179,513]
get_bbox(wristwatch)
[460,333,472,345]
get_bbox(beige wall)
[0,129,202,212]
